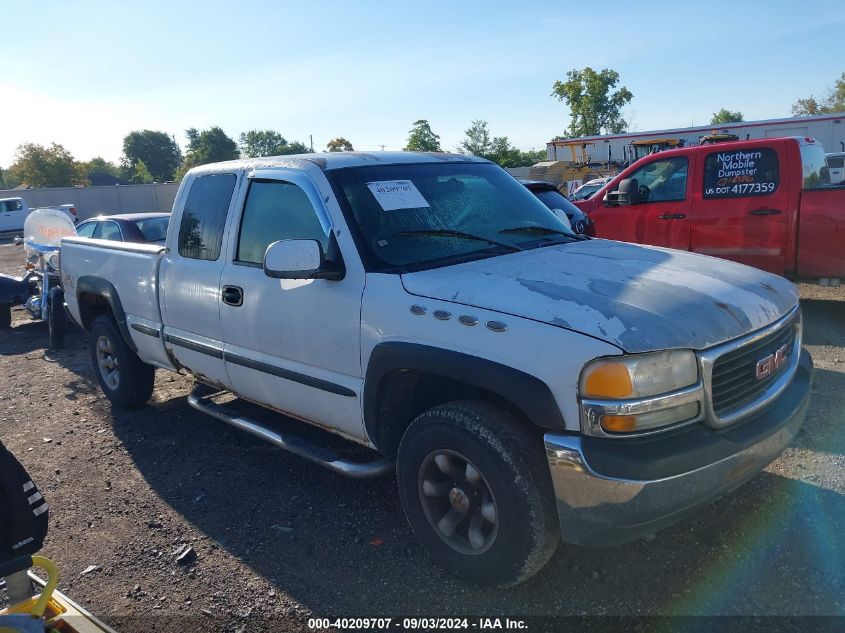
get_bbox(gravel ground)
[0,240,843,632]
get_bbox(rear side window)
[178,174,237,260]
[236,180,328,265]
[76,222,97,238]
[703,148,779,198]
[99,221,122,241]
[800,143,832,189]
[828,156,845,169]
[1,200,23,212]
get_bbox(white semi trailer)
[547,112,845,166]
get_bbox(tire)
[0,303,10,329]
[89,315,155,408]
[48,287,67,348]
[396,401,560,586]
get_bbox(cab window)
[629,157,688,202]
[799,143,831,189]
[236,180,329,265]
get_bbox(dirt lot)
[0,240,843,632]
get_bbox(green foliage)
[791,72,845,116]
[711,108,744,124]
[457,119,544,167]
[458,120,492,156]
[239,130,287,157]
[551,67,633,137]
[130,160,154,184]
[0,167,6,189]
[326,137,354,152]
[122,130,182,182]
[404,120,442,152]
[238,129,311,157]
[178,126,240,178]
[7,143,80,187]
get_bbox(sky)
[1,0,844,167]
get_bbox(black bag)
[0,440,48,575]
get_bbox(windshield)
[570,184,601,201]
[134,216,170,242]
[329,163,577,272]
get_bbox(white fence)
[0,183,179,221]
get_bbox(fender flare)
[363,342,566,445]
[76,276,137,352]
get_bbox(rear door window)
[99,221,122,241]
[703,147,779,198]
[76,222,97,238]
[178,174,238,260]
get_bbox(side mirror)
[604,178,639,206]
[263,239,342,280]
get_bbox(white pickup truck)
[60,152,813,586]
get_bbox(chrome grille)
[710,313,799,418]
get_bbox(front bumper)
[544,349,813,547]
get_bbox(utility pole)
[379,144,386,151]
[309,135,314,152]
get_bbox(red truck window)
[629,157,688,202]
[703,148,779,199]
[799,143,832,188]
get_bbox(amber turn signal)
[581,362,634,399]
[600,415,638,433]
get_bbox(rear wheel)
[397,401,560,586]
[0,303,10,329]
[89,315,155,408]
[48,287,66,348]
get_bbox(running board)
[187,386,394,478]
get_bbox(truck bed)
[60,237,175,370]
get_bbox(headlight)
[579,350,702,436]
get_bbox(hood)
[400,241,798,353]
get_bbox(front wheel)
[89,315,155,408]
[397,401,560,586]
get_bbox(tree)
[179,126,240,177]
[122,130,182,182]
[791,72,845,116]
[6,143,80,187]
[404,120,442,152]
[458,120,492,156]
[326,137,354,152]
[711,108,744,124]
[551,67,633,137]
[130,160,154,184]
[239,130,287,158]
[0,167,6,189]
[283,140,310,154]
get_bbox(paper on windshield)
[366,180,430,211]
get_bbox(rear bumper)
[544,349,813,547]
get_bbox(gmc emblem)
[756,343,790,380]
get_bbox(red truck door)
[589,155,692,250]
[690,143,789,274]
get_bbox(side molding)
[364,342,566,441]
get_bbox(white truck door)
[159,173,239,389]
[0,199,26,232]
[218,170,367,443]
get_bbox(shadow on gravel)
[800,298,845,346]
[107,389,845,617]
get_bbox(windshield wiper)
[392,229,522,252]
[498,225,582,241]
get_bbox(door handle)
[749,209,781,216]
[221,285,243,307]
[658,213,686,220]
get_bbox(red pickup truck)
[574,136,845,279]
